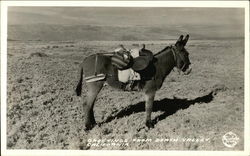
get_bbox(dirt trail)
[7,40,244,150]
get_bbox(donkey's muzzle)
[183,65,192,75]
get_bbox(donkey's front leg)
[145,91,156,128]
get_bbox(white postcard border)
[1,1,249,156]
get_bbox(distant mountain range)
[8,24,244,41]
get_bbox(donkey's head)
[173,35,192,75]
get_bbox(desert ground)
[6,39,244,150]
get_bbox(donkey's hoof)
[146,121,154,129]
[84,125,93,131]
[84,123,96,131]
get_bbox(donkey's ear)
[141,44,145,50]
[183,34,189,46]
[176,35,184,43]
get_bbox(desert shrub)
[30,52,48,57]
[211,83,228,95]
[52,45,59,48]
[17,78,23,83]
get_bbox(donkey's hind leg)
[84,81,104,131]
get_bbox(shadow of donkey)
[101,91,214,127]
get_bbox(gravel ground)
[6,39,244,150]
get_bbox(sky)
[8,7,244,27]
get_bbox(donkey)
[75,35,192,130]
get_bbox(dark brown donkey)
[75,35,192,130]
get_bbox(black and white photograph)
[1,1,249,155]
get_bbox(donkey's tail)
[75,63,83,96]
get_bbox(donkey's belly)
[106,77,124,89]
[106,65,125,89]
[106,73,145,92]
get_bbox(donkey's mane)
[154,46,171,57]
